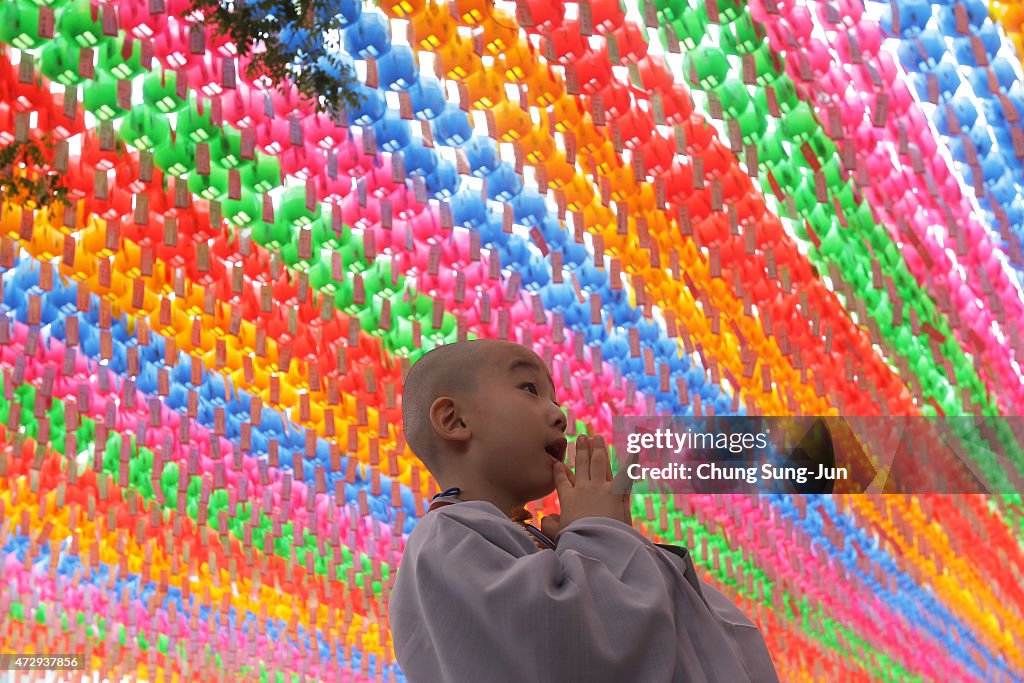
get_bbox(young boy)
[388,339,779,682]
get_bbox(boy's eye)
[521,383,539,395]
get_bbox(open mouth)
[545,438,568,461]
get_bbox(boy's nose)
[550,405,568,433]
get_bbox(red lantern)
[518,0,564,30]
[546,21,589,65]
[587,0,626,34]
[636,55,675,94]
[573,50,614,96]
[608,23,648,64]
[592,81,634,120]
[636,136,675,177]
[610,108,654,149]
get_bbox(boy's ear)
[429,396,472,442]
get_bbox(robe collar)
[427,488,557,550]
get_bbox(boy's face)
[460,345,569,506]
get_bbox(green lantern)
[365,256,403,297]
[711,78,751,119]
[58,0,105,47]
[792,178,820,215]
[221,189,261,226]
[666,5,710,52]
[749,43,783,85]
[143,68,188,114]
[1,0,48,50]
[40,37,87,87]
[239,153,282,194]
[756,134,786,167]
[218,128,244,168]
[816,216,844,258]
[251,212,292,251]
[178,100,220,143]
[683,45,731,91]
[650,0,694,26]
[781,101,819,143]
[278,185,317,227]
[83,72,129,121]
[188,165,229,201]
[117,106,171,149]
[711,0,743,24]
[153,139,195,177]
[336,231,368,273]
[309,251,346,294]
[720,14,766,54]
[97,36,145,80]
[736,101,769,143]
[754,74,799,117]
[772,159,803,195]
[281,217,330,267]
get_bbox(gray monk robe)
[388,496,780,683]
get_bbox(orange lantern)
[490,100,533,142]
[573,116,609,155]
[463,68,506,110]
[580,202,615,232]
[588,143,623,176]
[434,34,481,80]
[522,64,565,108]
[562,174,596,212]
[378,0,426,18]
[498,41,536,84]
[625,182,657,215]
[520,120,555,163]
[601,165,637,202]
[408,2,455,49]
[540,150,577,189]
[549,94,584,133]
[620,235,651,271]
[478,10,520,55]
[451,0,491,25]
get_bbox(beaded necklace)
[428,488,556,551]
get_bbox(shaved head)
[401,339,566,510]
[401,340,507,472]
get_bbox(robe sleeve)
[654,543,780,683]
[389,506,773,683]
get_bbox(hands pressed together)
[541,434,637,540]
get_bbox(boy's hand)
[550,434,635,535]
[540,513,562,539]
